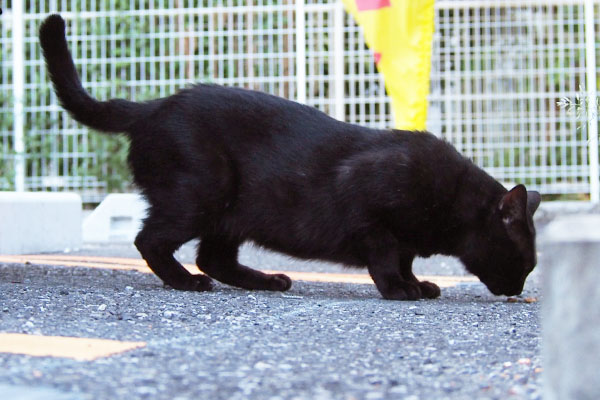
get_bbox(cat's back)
[178,84,335,127]
[170,84,370,157]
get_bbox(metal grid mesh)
[429,1,597,196]
[0,0,597,202]
[0,1,15,190]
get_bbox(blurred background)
[0,0,598,205]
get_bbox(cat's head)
[460,185,541,296]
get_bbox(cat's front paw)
[379,281,421,301]
[267,273,292,291]
[190,274,214,291]
[418,281,441,299]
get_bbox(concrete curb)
[82,193,147,243]
[0,192,81,254]
[541,215,600,400]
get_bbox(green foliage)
[557,86,600,128]
[88,131,132,192]
[0,154,15,190]
[0,30,14,190]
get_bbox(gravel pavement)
[0,241,543,400]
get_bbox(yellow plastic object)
[342,0,435,130]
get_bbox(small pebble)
[163,310,178,318]
[254,361,271,370]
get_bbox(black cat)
[39,15,540,300]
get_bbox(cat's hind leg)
[196,236,291,291]
[135,213,213,291]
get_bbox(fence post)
[295,0,307,104]
[333,1,345,122]
[12,0,26,192]
[585,0,599,203]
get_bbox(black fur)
[40,15,541,300]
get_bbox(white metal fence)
[429,0,599,200]
[0,0,598,203]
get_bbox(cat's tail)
[39,14,146,134]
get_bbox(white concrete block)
[0,192,82,254]
[541,215,600,400]
[82,194,148,243]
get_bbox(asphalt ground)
[0,241,543,400]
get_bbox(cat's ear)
[526,190,541,217]
[498,184,528,225]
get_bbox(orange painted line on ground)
[0,254,146,266]
[0,255,478,288]
[0,256,148,273]
[0,333,145,361]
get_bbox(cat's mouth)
[486,282,523,297]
